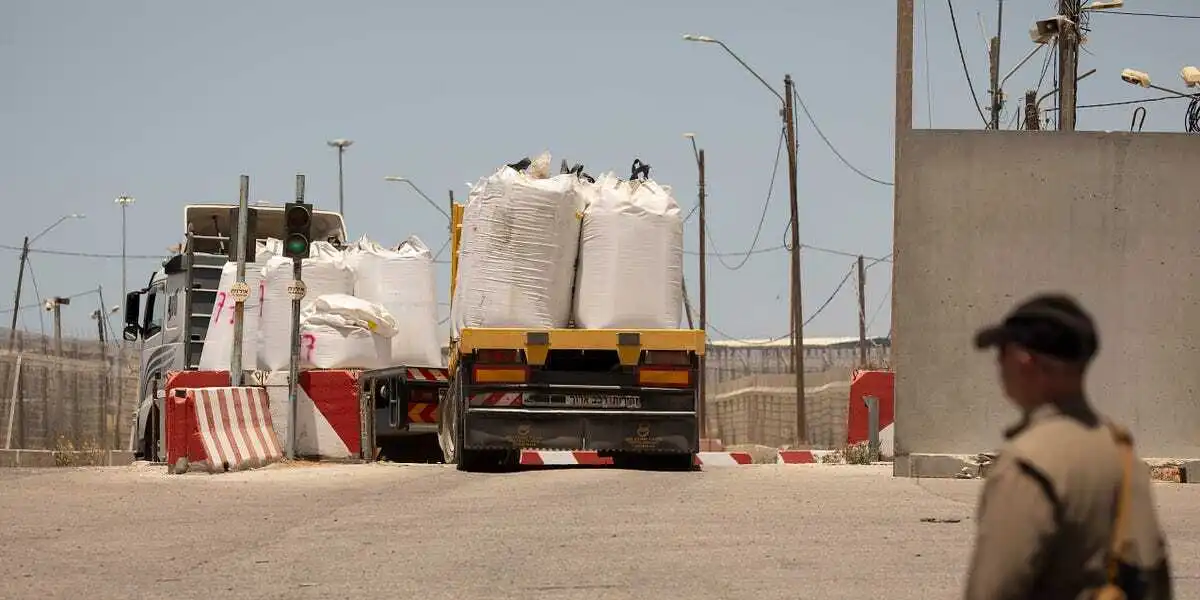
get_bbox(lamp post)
[683,33,808,445]
[114,194,134,450]
[327,139,354,217]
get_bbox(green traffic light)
[285,234,309,256]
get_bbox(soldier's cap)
[973,293,1099,363]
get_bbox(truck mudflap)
[461,387,698,454]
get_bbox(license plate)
[561,394,641,409]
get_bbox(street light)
[327,139,353,217]
[1182,66,1200,88]
[383,176,452,219]
[6,213,86,350]
[683,33,808,445]
[1120,68,1195,98]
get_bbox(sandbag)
[347,235,443,366]
[451,152,586,335]
[574,171,683,329]
[258,241,353,371]
[298,294,396,369]
[197,240,281,371]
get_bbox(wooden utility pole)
[697,148,708,440]
[7,237,30,351]
[894,0,913,354]
[988,0,1004,129]
[782,74,807,446]
[857,255,868,369]
[1057,0,1080,131]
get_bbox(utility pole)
[7,237,29,351]
[782,74,807,446]
[697,148,708,440]
[230,175,251,387]
[115,195,135,444]
[988,0,1004,129]
[93,306,108,451]
[1057,0,1080,131]
[48,296,69,440]
[857,255,868,369]
[895,0,914,364]
[1024,90,1041,130]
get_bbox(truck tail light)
[637,366,691,388]
[473,366,529,384]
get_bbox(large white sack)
[259,241,354,371]
[451,153,586,335]
[197,240,278,371]
[348,235,443,366]
[298,293,395,369]
[574,172,684,329]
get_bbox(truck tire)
[613,452,696,472]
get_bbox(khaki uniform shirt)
[964,400,1173,600]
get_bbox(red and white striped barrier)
[257,370,361,460]
[519,450,613,466]
[166,387,282,474]
[777,449,840,464]
[695,452,754,466]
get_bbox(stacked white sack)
[197,239,281,371]
[299,294,396,369]
[575,172,684,329]
[451,152,586,335]
[347,235,443,366]
[259,241,353,371]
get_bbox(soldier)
[965,293,1173,600]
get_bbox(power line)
[1043,94,1185,111]
[791,90,894,186]
[0,243,165,261]
[947,0,991,126]
[803,260,857,327]
[704,126,786,271]
[1093,10,1200,19]
[0,288,99,315]
[921,0,935,127]
[866,286,891,335]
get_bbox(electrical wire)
[704,126,786,271]
[866,286,892,334]
[0,288,100,316]
[1043,94,1184,111]
[1093,10,1200,19]
[791,90,894,186]
[22,258,47,335]
[0,244,165,261]
[1186,96,1200,134]
[802,260,857,328]
[947,0,991,126]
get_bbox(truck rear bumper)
[463,408,697,454]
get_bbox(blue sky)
[1,0,1195,340]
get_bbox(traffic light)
[283,201,313,259]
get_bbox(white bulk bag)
[574,172,684,329]
[298,294,396,369]
[451,152,585,335]
[348,235,443,366]
[197,239,281,372]
[258,241,354,371]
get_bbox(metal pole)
[865,395,880,461]
[857,255,868,369]
[4,355,21,450]
[697,148,708,441]
[52,300,63,441]
[96,306,108,450]
[230,175,250,387]
[287,174,305,460]
[1057,0,1079,131]
[116,197,131,449]
[783,74,807,446]
[337,148,345,217]
[7,237,29,351]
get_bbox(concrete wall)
[894,130,1200,469]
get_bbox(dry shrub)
[822,441,875,465]
[53,436,106,467]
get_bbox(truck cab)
[123,203,346,460]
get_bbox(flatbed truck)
[437,202,706,471]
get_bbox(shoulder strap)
[1104,422,1135,586]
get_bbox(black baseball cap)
[973,293,1099,363]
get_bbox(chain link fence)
[1,330,138,452]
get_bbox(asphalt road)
[2,463,1199,600]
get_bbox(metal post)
[857,255,868,369]
[783,74,807,446]
[287,174,305,460]
[51,298,64,441]
[864,395,880,461]
[697,148,708,441]
[230,175,250,387]
[115,195,134,449]
[7,237,29,351]
[336,148,345,217]
[95,306,108,450]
